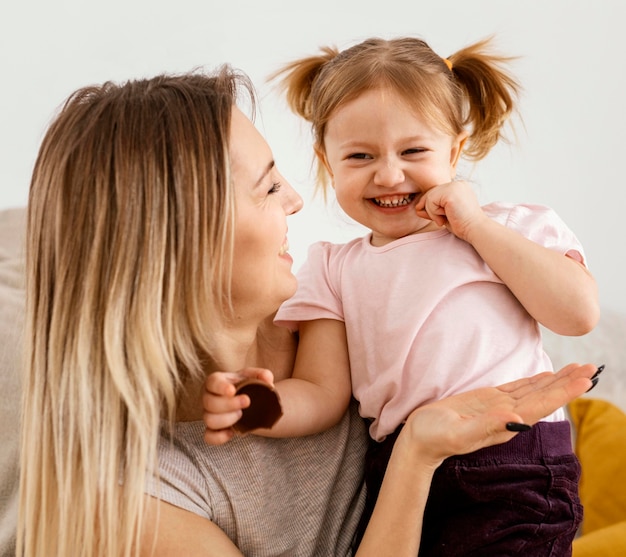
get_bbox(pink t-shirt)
[275,203,586,440]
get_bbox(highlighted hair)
[19,67,252,556]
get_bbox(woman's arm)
[139,498,243,557]
[355,362,597,556]
[355,433,435,556]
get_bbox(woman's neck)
[175,321,259,422]
[174,314,297,422]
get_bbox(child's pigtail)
[448,37,521,160]
[269,46,339,122]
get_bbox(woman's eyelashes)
[268,181,282,194]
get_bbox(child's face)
[323,88,465,246]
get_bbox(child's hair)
[19,67,253,557]
[271,36,520,193]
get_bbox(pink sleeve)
[486,203,587,266]
[274,241,345,331]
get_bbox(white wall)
[2,0,625,313]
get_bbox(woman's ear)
[450,131,468,176]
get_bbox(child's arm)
[260,318,353,437]
[203,318,353,444]
[416,181,600,335]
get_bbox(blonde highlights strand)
[19,68,250,557]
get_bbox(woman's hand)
[401,362,597,467]
[202,367,274,445]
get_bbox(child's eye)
[403,148,426,155]
[268,181,282,194]
[347,153,371,160]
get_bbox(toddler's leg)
[421,421,582,557]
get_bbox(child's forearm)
[254,318,353,438]
[467,218,599,335]
[255,376,350,438]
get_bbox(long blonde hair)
[271,36,520,194]
[19,67,252,556]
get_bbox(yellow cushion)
[568,398,626,535]
[573,521,626,557]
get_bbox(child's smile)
[371,193,417,208]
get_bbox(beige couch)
[1,206,624,555]
[542,318,626,415]
[0,207,25,556]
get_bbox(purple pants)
[353,421,582,556]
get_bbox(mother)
[18,67,596,556]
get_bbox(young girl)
[204,36,600,555]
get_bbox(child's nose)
[374,159,405,187]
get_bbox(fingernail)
[591,364,605,380]
[506,422,532,432]
[586,376,599,392]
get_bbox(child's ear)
[450,131,468,176]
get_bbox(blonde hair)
[18,67,252,556]
[272,36,520,194]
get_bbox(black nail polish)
[591,364,605,381]
[506,422,532,432]
[587,376,599,392]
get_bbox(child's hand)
[202,367,274,445]
[415,180,487,242]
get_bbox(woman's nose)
[283,181,304,215]
[374,159,405,187]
